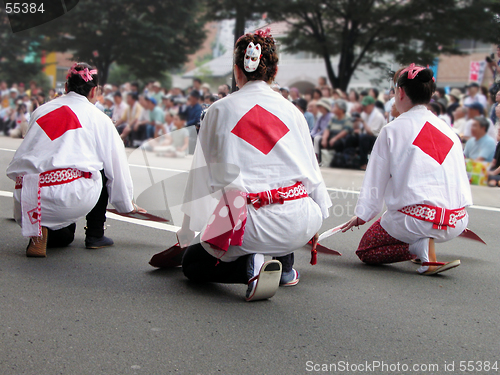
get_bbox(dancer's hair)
[66,62,98,97]
[234,29,279,83]
[396,64,436,105]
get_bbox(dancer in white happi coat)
[7,62,142,257]
[167,29,331,301]
[341,64,472,275]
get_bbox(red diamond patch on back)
[37,106,82,141]
[231,105,289,155]
[412,122,453,165]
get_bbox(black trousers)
[359,133,377,165]
[46,170,108,247]
[182,241,295,283]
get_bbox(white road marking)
[0,191,13,198]
[0,148,16,152]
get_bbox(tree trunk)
[322,49,339,89]
[231,3,246,93]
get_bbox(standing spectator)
[201,83,211,96]
[192,78,203,97]
[317,76,327,88]
[185,90,202,128]
[464,82,487,108]
[464,116,496,162]
[311,98,333,160]
[359,95,386,169]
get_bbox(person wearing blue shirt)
[185,90,202,128]
[464,116,497,162]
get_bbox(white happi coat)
[7,92,134,235]
[181,80,332,261]
[355,105,473,258]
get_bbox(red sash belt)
[203,182,308,254]
[15,168,92,189]
[247,182,308,210]
[398,204,467,230]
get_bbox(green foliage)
[37,0,206,84]
[265,0,500,90]
[0,16,45,85]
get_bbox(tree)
[266,0,500,90]
[204,0,268,91]
[38,0,206,84]
[0,15,47,85]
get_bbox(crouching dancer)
[341,64,472,275]
[7,63,142,257]
[174,29,331,301]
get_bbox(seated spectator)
[280,87,290,100]
[437,98,452,126]
[289,87,300,101]
[307,100,319,125]
[447,88,462,121]
[452,106,467,136]
[154,113,189,158]
[293,98,314,131]
[490,90,500,125]
[103,95,114,118]
[488,126,500,187]
[320,99,354,155]
[145,96,165,140]
[311,98,333,160]
[312,88,322,100]
[111,91,128,125]
[462,102,496,142]
[464,116,496,162]
[359,95,386,169]
[9,102,29,138]
[117,92,143,144]
[311,98,332,136]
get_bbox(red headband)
[399,63,436,82]
[254,27,272,38]
[66,63,97,82]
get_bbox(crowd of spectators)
[2,47,500,177]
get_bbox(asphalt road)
[0,136,499,375]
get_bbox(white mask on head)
[244,42,262,72]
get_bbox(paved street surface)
[0,135,499,375]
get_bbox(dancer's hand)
[177,227,195,248]
[129,202,147,214]
[341,216,366,232]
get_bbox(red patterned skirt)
[355,218,415,264]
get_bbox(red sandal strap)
[421,262,447,266]
[248,275,258,284]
